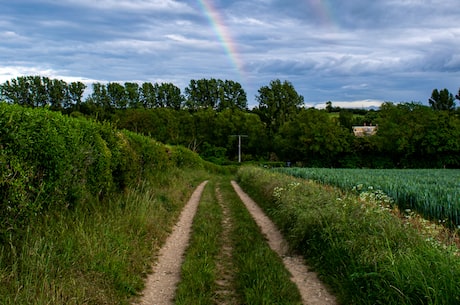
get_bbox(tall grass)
[0,169,207,304]
[237,166,460,305]
[0,102,219,303]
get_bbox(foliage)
[0,101,217,303]
[429,88,456,111]
[375,102,460,168]
[0,170,207,305]
[0,76,86,111]
[237,166,460,305]
[254,79,304,140]
[2,76,460,168]
[275,108,351,166]
[184,78,247,111]
[0,103,203,240]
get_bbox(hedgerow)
[0,103,194,240]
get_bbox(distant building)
[352,124,377,137]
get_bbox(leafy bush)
[167,145,204,169]
[0,103,182,239]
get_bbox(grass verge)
[0,169,208,305]
[236,166,460,305]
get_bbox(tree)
[217,80,247,111]
[157,83,184,110]
[184,78,247,111]
[185,78,219,110]
[255,79,304,141]
[68,81,86,111]
[1,76,86,112]
[86,82,112,116]
[44,77,69,111]
[339,109,355,131]
[124,82,140,108]
[0,77,32,106]
[326,101,333,113]
[139,82,157,109]
[274,108,349,166]
[429,88,455,111]
[107,82,127,109]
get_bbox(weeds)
[0,170,207,304]
[237,166,460,305]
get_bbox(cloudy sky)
[1,0,460,108]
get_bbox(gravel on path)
[136,181,208,305]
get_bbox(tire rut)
[231,181,337,305]
[136,181,208,305]
[136,180,336,305]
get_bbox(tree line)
[1,76,459,168]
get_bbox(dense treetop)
[1,76,459,168]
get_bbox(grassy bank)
[0,169,209,304]
[0,103,219,304]
[237,166,460,305]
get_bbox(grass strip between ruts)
[175,179,222,304]
[175,177,303,304]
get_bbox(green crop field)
[275,168,460,227]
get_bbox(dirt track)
[136,180,336,305]
[137,181,208,305]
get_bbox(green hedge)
[236,166,460,305]
[0,103,205,239]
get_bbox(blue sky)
[1,0,460,108]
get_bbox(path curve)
[231,181,337,305]
[136,181,208,305]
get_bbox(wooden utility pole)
[230,134,248,163]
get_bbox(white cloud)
[46,0,193,12]
[0,66,100,86]
[312,100,385,109]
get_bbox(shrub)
[0,103,187,239]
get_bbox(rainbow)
[307,0,338,29]
[197,0,245,80]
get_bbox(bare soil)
[136,181,208,305]
[135,180,337,305]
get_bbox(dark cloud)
[1,0,460,107]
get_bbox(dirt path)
[231,181,337,305]
[136,180,336,305]
[136,181,208,305]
